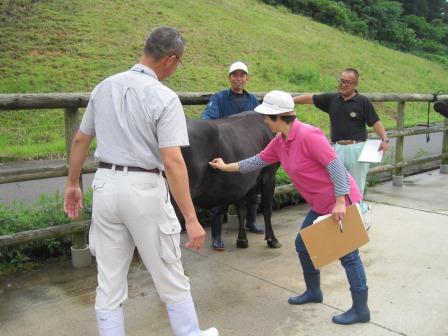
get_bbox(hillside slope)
[0,0,447,159]
[1,0,447,93]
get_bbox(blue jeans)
[294,209,368,293]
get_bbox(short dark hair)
[144,26,185,61]
[343,68,359,81]
[267,115,296,124]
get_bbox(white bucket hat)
[229,61,248,75]
[255,90,295,115]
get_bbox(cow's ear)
[434,102,448,118]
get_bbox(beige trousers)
[90,167,190,312]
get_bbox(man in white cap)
[202,61,258,120]
[210,90,371,326]
[201,61,263,250]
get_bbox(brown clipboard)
[299,204,369,269]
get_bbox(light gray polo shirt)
[80,64,189,170]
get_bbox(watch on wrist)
[382,138,390,143]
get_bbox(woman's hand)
[331,195,346,224]
[209,158,240,172]
[209,158,226,170]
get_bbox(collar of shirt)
[226,88,248,98]
[130,64,158,80]
[338,90,360,102]
[279,118,300,145]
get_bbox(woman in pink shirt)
[210,90,370,325]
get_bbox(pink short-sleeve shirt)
[259,119,361,214]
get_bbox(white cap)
[255,90,295,115]
[229,61,248,75]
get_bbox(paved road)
[0,132,443,206]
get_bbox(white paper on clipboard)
[358,140,383,163]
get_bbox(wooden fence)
[1,92,448,266]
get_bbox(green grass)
[0,0,447,160]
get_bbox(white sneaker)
[362,204,372,231]
[201,327,219,336]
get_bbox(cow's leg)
[235,201,249,248]
[210,205,226,251]
[261,173,282,248]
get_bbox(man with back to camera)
[63,26,218,336]
[293,68,389,226]
[201,61,264,250]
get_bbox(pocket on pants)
[158,204,182,264]
[88,220,96,257]
[92,176,106,191]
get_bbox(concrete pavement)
[1,170,447,336]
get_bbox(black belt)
[99,162,160,174]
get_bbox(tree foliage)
[261,0,448,63]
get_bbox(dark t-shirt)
[313,92,379,142]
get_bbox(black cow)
[175,111,281,249]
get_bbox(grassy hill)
[1,0,447,160]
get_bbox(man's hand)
[184,218,206,251]
[63,130,93,220]
[379,140,389,153]
[64,185,83,220]
[372,121,388,153]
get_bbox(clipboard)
[358,139,383,163]
[299,204,369,269]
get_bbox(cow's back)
[182,112,274,208]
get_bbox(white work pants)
[90,167,191,312]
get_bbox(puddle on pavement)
[0,260,97,319]
[0,258,159,323]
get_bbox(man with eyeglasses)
[201,61,264,251]
[293,68,389,229]
[64,26,218,336]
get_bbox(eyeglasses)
[338,79,354,86]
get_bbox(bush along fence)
[0,92,447,269]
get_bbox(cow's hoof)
[236,239,249,248]
[266,238,282,248]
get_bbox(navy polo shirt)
[313,92,379,143]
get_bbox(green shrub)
[275,167,291,185]
[0,190,92,275]
[272,189,303,209]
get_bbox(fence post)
[64,107,91,267]
[441,117,448,174]
[393,101,406,186]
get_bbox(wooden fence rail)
[1,92,448,110]
[1,92,447,266]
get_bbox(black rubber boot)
[288,273,323,305]
[245,196,264,234]
[210,212,224,251]
[332,290,370,325]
